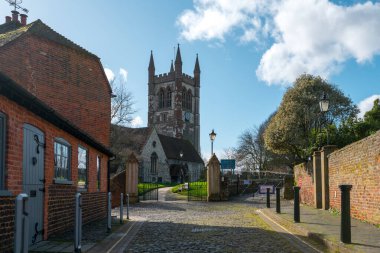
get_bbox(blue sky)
[1,0,379,159]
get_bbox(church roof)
[0,19,98,58]
[157,134,203,164]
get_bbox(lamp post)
[319,93,330,145]
[209,129,216,155]
[179,150,184,183]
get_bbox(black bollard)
[266,188,270,208]
[339,185,352,244]
[293,186,300,223]
[276,187,281,213]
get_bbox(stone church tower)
[147,45,200,153]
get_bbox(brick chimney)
[11,10,19,23]
[5,16,11,23]
[20,14,27,25]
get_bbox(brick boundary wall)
[329,130,380,225]
[110,171,126,208]
[47,184,107,238]
[294,162,314,206]
[0,196,15,253]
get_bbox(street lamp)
[179,150,184,183]
[319,93,330,145]
[209,129,216,155]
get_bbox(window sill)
[53,179,74,185]
[0,190,12,196]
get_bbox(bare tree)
[110,75,136,126]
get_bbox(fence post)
[74,193,82,253]
[339,185,352,244]
[127,193,130,220]
[266,188,270,208]
[276,187,281,213]
[294,186,300,223]
[107,192,112,232]
[14,193,29,253]
[120,193,123,224]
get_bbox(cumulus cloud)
[104,68,115,82]
[177,0,380,85]
[119,68,128,83]
[357,94,380,118]
[131,116,143,127]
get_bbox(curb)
[261,209,356,253]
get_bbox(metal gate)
[138,167,159,201]
[188,166,207,201]
[23,124,45,245]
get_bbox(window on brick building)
[97,156,101,191]
[0,113,6,190]
[78,146,88,189]
[54,138,71,181]
[150,152,157,174]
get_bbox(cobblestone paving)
[124,198,301,253]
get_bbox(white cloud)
[178,0,380,86]
[357,94,380,118]
[104,68,115,82]
[131,116,143,127]
[119,68,128,83]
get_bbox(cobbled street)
[123,194,302,253]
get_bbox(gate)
[23,124,45,245]
[188,166,207,201]
[138,167,158,201]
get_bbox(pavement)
[257,196,380,253]
[29,189,380,252]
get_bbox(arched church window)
[182,87,187,109]
[158,89,165,109]
[150,152,158,174]
[166,88,172,108]
[187,90,192,111]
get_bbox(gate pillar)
[125,153,139,204]
[207,154,221,201]
[321,145,337,210]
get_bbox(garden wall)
[294,162,314,206]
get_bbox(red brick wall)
[294,162,314,206]
[0,33,111,147]
[0,95,108,239]
[47,185,107,237]
[110,171,126,208]
[0,196,15,253]
[329,130,380,225]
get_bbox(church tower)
[147,45,201,153]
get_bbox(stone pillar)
[313,151,322,209]
[125,153,139,203]
[321,145,337,210]
[207,154,221,201]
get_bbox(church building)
[148,45,201,153]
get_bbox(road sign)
[221,159,235,170]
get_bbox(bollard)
[120,193,124,224]
[293,186,300,223]
[107,192,112,232]
[339,185,352,244]
[127,193,130,220]
[74,193,82,253]
[266,188,270,208]
[14,193,29,253]
[276,187,281,213]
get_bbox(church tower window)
[166,88,172,108]
[187,90,192,111]
[158,89,165,109]
[182,87,187,110]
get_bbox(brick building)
[148,46,201,153]
[0,12,112,251]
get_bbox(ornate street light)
[319,93,330,145]
[209,129,216,155]
[319,93,330,113]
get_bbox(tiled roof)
[158,134,204,164]
[0,20,98,58]
[111,125,152,156]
